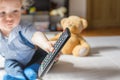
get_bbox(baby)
[0,0,56,80]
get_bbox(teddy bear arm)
[79,37,90,50]
[80,37,90,54]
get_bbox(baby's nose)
[6,13,14,20]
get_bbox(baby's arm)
[31,32,54,53]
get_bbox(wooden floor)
[81,27,120,36]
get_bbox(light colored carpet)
[0,36,120,80]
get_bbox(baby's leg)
[3,74,26,80]
[24,63,40,80]
[24,48,47,80]
[4,59,26,80]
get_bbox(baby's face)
[0,0,22,32]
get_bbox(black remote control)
[38,28,71,79]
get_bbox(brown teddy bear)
[50,16,90,57]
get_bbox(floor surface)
[1,36,120,80]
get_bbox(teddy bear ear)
[81,18,88,29]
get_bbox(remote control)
[38,28,71,79]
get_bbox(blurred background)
[21,0,120,36]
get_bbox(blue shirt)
[0,20,37,65]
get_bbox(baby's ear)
[81,18,88,29]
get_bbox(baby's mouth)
[6,21,14,25]
[7,22,14,26]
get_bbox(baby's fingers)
[45,42,54,53]
[50,41,56,46]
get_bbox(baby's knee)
[4,59,26,79]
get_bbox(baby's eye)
[13,10,18,13]
[13,10,20,14]
[0,12,6,17]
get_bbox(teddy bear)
[50,16,90,57]
[50,7,67,17]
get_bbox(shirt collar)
[8,25,21,43]
[0,32,2,41]
[0,31,4,41]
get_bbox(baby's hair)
[0,0,33,9]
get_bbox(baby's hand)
[46,41,62,63]
[32,32,56,53]
[45,41,56,53]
